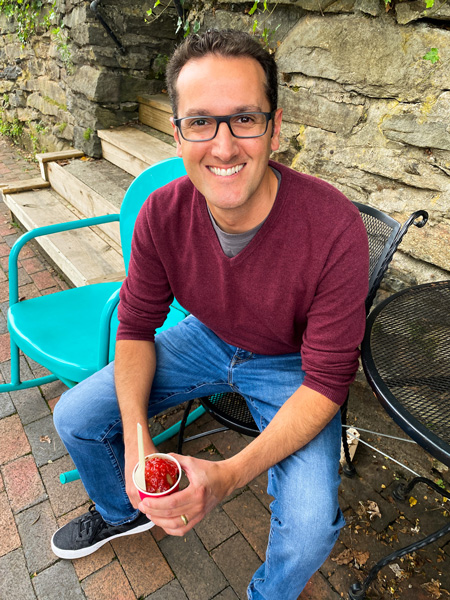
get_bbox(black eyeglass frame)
[173,111,276,142]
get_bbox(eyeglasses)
[173,111,275,142]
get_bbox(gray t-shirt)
[208,167,281,258]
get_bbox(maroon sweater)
[117,161,369,405]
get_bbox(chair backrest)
[353,202,428,314]
[119,157,187,272]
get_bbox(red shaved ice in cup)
[133,453,182,500]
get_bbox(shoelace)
[77,505,107,544]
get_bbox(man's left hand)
[138,453,236,535]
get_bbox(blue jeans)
[54,315,345,600]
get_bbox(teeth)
[209,164,244,177]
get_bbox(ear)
[170,117,183,158]
[270,108,283,153]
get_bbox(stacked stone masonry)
[1,0,449,288]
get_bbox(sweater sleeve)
[117,199,173,342]
[301,213,369,405]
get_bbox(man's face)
[172,54,282,231]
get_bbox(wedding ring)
[180,514,189,526]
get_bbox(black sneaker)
[51,504,154,559]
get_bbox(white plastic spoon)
[135,422,146,490]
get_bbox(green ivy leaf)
[154,0,160,6]
[249,1,259,16]
[423,48,440,63]
[252,18,258,32]
[425,0,434,7]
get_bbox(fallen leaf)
[331,549,369,567]
[389,563,406,579]
[421,579,442,599]
[409,496,418,507]
[39,435,51,443]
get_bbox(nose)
[210,121,239,162]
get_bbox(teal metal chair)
[1,157,190,392]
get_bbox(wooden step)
[98,125,177,177]
[3,188,125,287]
[47,158,133,249]
[137,94,173,136]
[0,177,50,194]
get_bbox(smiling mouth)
[208,164,244,177]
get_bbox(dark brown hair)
[166,29,278,117]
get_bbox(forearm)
[224,385,341,492]
[114,339,157,454]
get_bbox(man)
[52,29,369,599]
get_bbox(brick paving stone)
[0,470,3,492]
[72,542,116,581]
[0,549,37,600]
[159,529,227,600]
[32,560,85,600]
[0,491,21,556]
[18,266,32,286]
[194,504,238,551]
[17,282,41,301]
[298,571,341,599]
[222,489,270,561]
[24,414,67,467]
[144,579,188,600]
[21,256,45,275]
[10,386,51,426]
[15,500,59,574]
[81,560,136,600]
[40,454,89,518]
[0,331,10,361]
[31,269,60,291]
[39,377,68,402]
[112,530,173,598]
[211,430,249,460]
[2,454,47,513]
[211,533,261,600]
[247,471,271,511]
[209,588,239,600]
[0,279,9,302]
[0,413,31,465]
[0,387,15,419]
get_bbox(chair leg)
[340,395,357,478]
[177,399,195,455]
[0,338,59,392]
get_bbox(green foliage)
[0,116,23,141]
[28,120,47,153]
[249,1,281,50]
[83,127,93,141]
[0,0,57,45]
[153,53,169,79]
[51,24,74,75]
[423,47,440,63]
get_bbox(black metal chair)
[176,203,429,467]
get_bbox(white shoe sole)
[51,518,155,560]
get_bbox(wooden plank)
[35,149,84,181]
[98,127,176,176]
[47,162,121,248]
[138,103,174,136]
[3,188,125,287]
[0,178,49,194]
[35,149,85,163]
[100,139,149,178]
[137,94,172,113]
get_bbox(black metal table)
[349,280,450,599]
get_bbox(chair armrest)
[97,287,121,370]
[8,214,120,305]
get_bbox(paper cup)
[133,453,182,500]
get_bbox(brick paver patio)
[0,134,449,600]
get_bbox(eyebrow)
[182,105,263,117]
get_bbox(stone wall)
[200,0,450,291]
[1,0,449,288]
[0,0,178,155]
